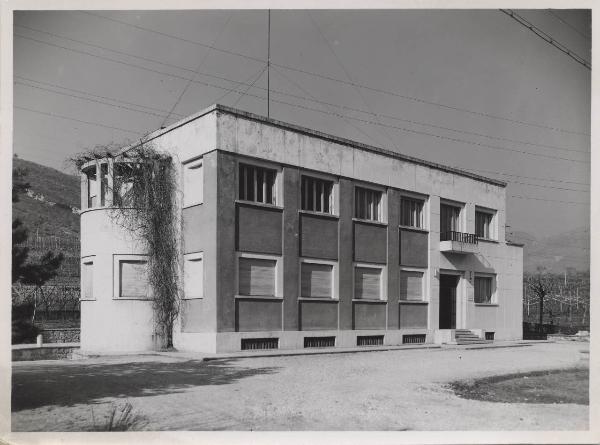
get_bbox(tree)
[527,268,559,330]
[12,166,64,342]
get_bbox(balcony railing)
[440,231,479,245]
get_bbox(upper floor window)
[239,163,276,205]
[183,159,203,207]
[355,186,383,222]
[400,197,424,229]
[183,252,204,299]
[301,176,334,214]
[475,209,495,240]
[440,203,461,234]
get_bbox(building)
[79,104,523,353]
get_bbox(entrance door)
[439,274,459,329]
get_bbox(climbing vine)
[72,143,180,349]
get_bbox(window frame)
[183,251,204,300]
[112,254,151,300]
[399,267,427,302]
[182,158,204,208]
[399,194,427,230]
[475,206,497,241]
[298,258,339,300]
[300,173,338,216]
[439,200,464,234]
[80,256,96,301]
[352,263,387,301]
[236,159,282,207]
[353,184,387,224]
[235,252,283,299]
[473,273,497,305]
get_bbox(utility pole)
[267,9,271,119]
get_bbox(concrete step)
[456,339,492,345]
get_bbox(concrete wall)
[80,209,155,353]
[299,214,338,260]
[353,222,387,264]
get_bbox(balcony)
[439,231,479,254]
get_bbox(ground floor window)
[114,256,150,299]
[474,275,494,304]
[354,266,384,300]
[184,252,203,299]
[300,261,335,298]
[400,270,424,301]
[238,256,277,297]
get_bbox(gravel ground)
[11,341,589,431]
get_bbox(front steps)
[454,329,492,345]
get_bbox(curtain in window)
[301,263,333,298]
[474,276,493,303]
[239,257,276,296]
[184,257,203,299]
[440,204,460,233]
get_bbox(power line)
[16,31,590,165]
[232,65,267,107]
[161,13,233,127]
[15,75,184,117]
[15,80,172,119]
[510,195,589,206]
[500,9,591,70]
[15,105,143,135]
[546,10,590,40]
[16,26,590,156]
[306,11,399,150]
[462,167,589,186]
[79,10,590,136]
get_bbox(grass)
[449,367,588,405]
[88,402,147,431]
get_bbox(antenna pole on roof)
[267,9,271,119]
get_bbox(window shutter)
[120,260,148,298]
[82,262,93,299]
[400,271,423,300]
[184,256,203,299]
[239,257,276,296]
[355,267,381,299]
[301,263,332,298]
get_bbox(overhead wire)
[546,10,590,40]
[15,26,590,156]
[78,10,590,136]
[500,9,591,69]
[14,33,590,164]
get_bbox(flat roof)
[118,104,507,188]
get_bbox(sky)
[12,9,591,239]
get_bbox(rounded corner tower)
[79,158,156,353]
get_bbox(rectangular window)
[474,276,494,304]
[400,270,423,301]
[355,187,383,222]
[354,267,382,300]
[400,197,424,228]
[119,260,149,298]
[184,253,203,299]
[238,257,276,296]
[301,176,334,214]
[238,163,277,205]
[113,163,134,207]
[183,159,203,207]
[475,210,494,239]
[440,203,461,234]
[82,260,94,300]
[85,166,97,208]
[301,262,333,298]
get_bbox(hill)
[507,228,590,273]
[12,156,80,240]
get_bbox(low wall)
[12,344,80,361]
[40,328,80,343]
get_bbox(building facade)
[79,105,523,353]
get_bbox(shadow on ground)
[12,359,279,411]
